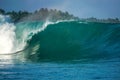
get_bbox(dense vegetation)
[0,8,120,23]
[82,17,120,23]
[0,8,79,22]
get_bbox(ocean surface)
[0,15,120,80]
[0,58,120,80]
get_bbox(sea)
[0,15,120,80]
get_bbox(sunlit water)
[0,56,120,80]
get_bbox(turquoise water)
[0,15,120,80]
[0,58,120,80]
[23,21,120,61]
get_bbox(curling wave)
[0,15,120,62]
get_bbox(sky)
[0,0,120,19]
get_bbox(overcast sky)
[0,0,120,18]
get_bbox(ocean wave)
[0,15,120,61]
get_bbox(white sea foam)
[0,20,16,54]
[0,15,74,55]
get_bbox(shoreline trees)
[0,8,120,23]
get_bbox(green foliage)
[0,8,119,23]
[6,11,30,22]
[0,8,79,22]
[31,8,79,21]
[0,9,5,14]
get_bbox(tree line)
[0,8,79,22]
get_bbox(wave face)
[0,15,120,61]
[25,21,120,61]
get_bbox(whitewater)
[0,14,120,61]
[0,15,57,55]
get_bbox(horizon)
[0,0,120,19]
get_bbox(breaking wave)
[0,15,120,61]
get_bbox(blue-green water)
[0,58,120,80]
[15,21,120,61]
[0,15,120,80]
